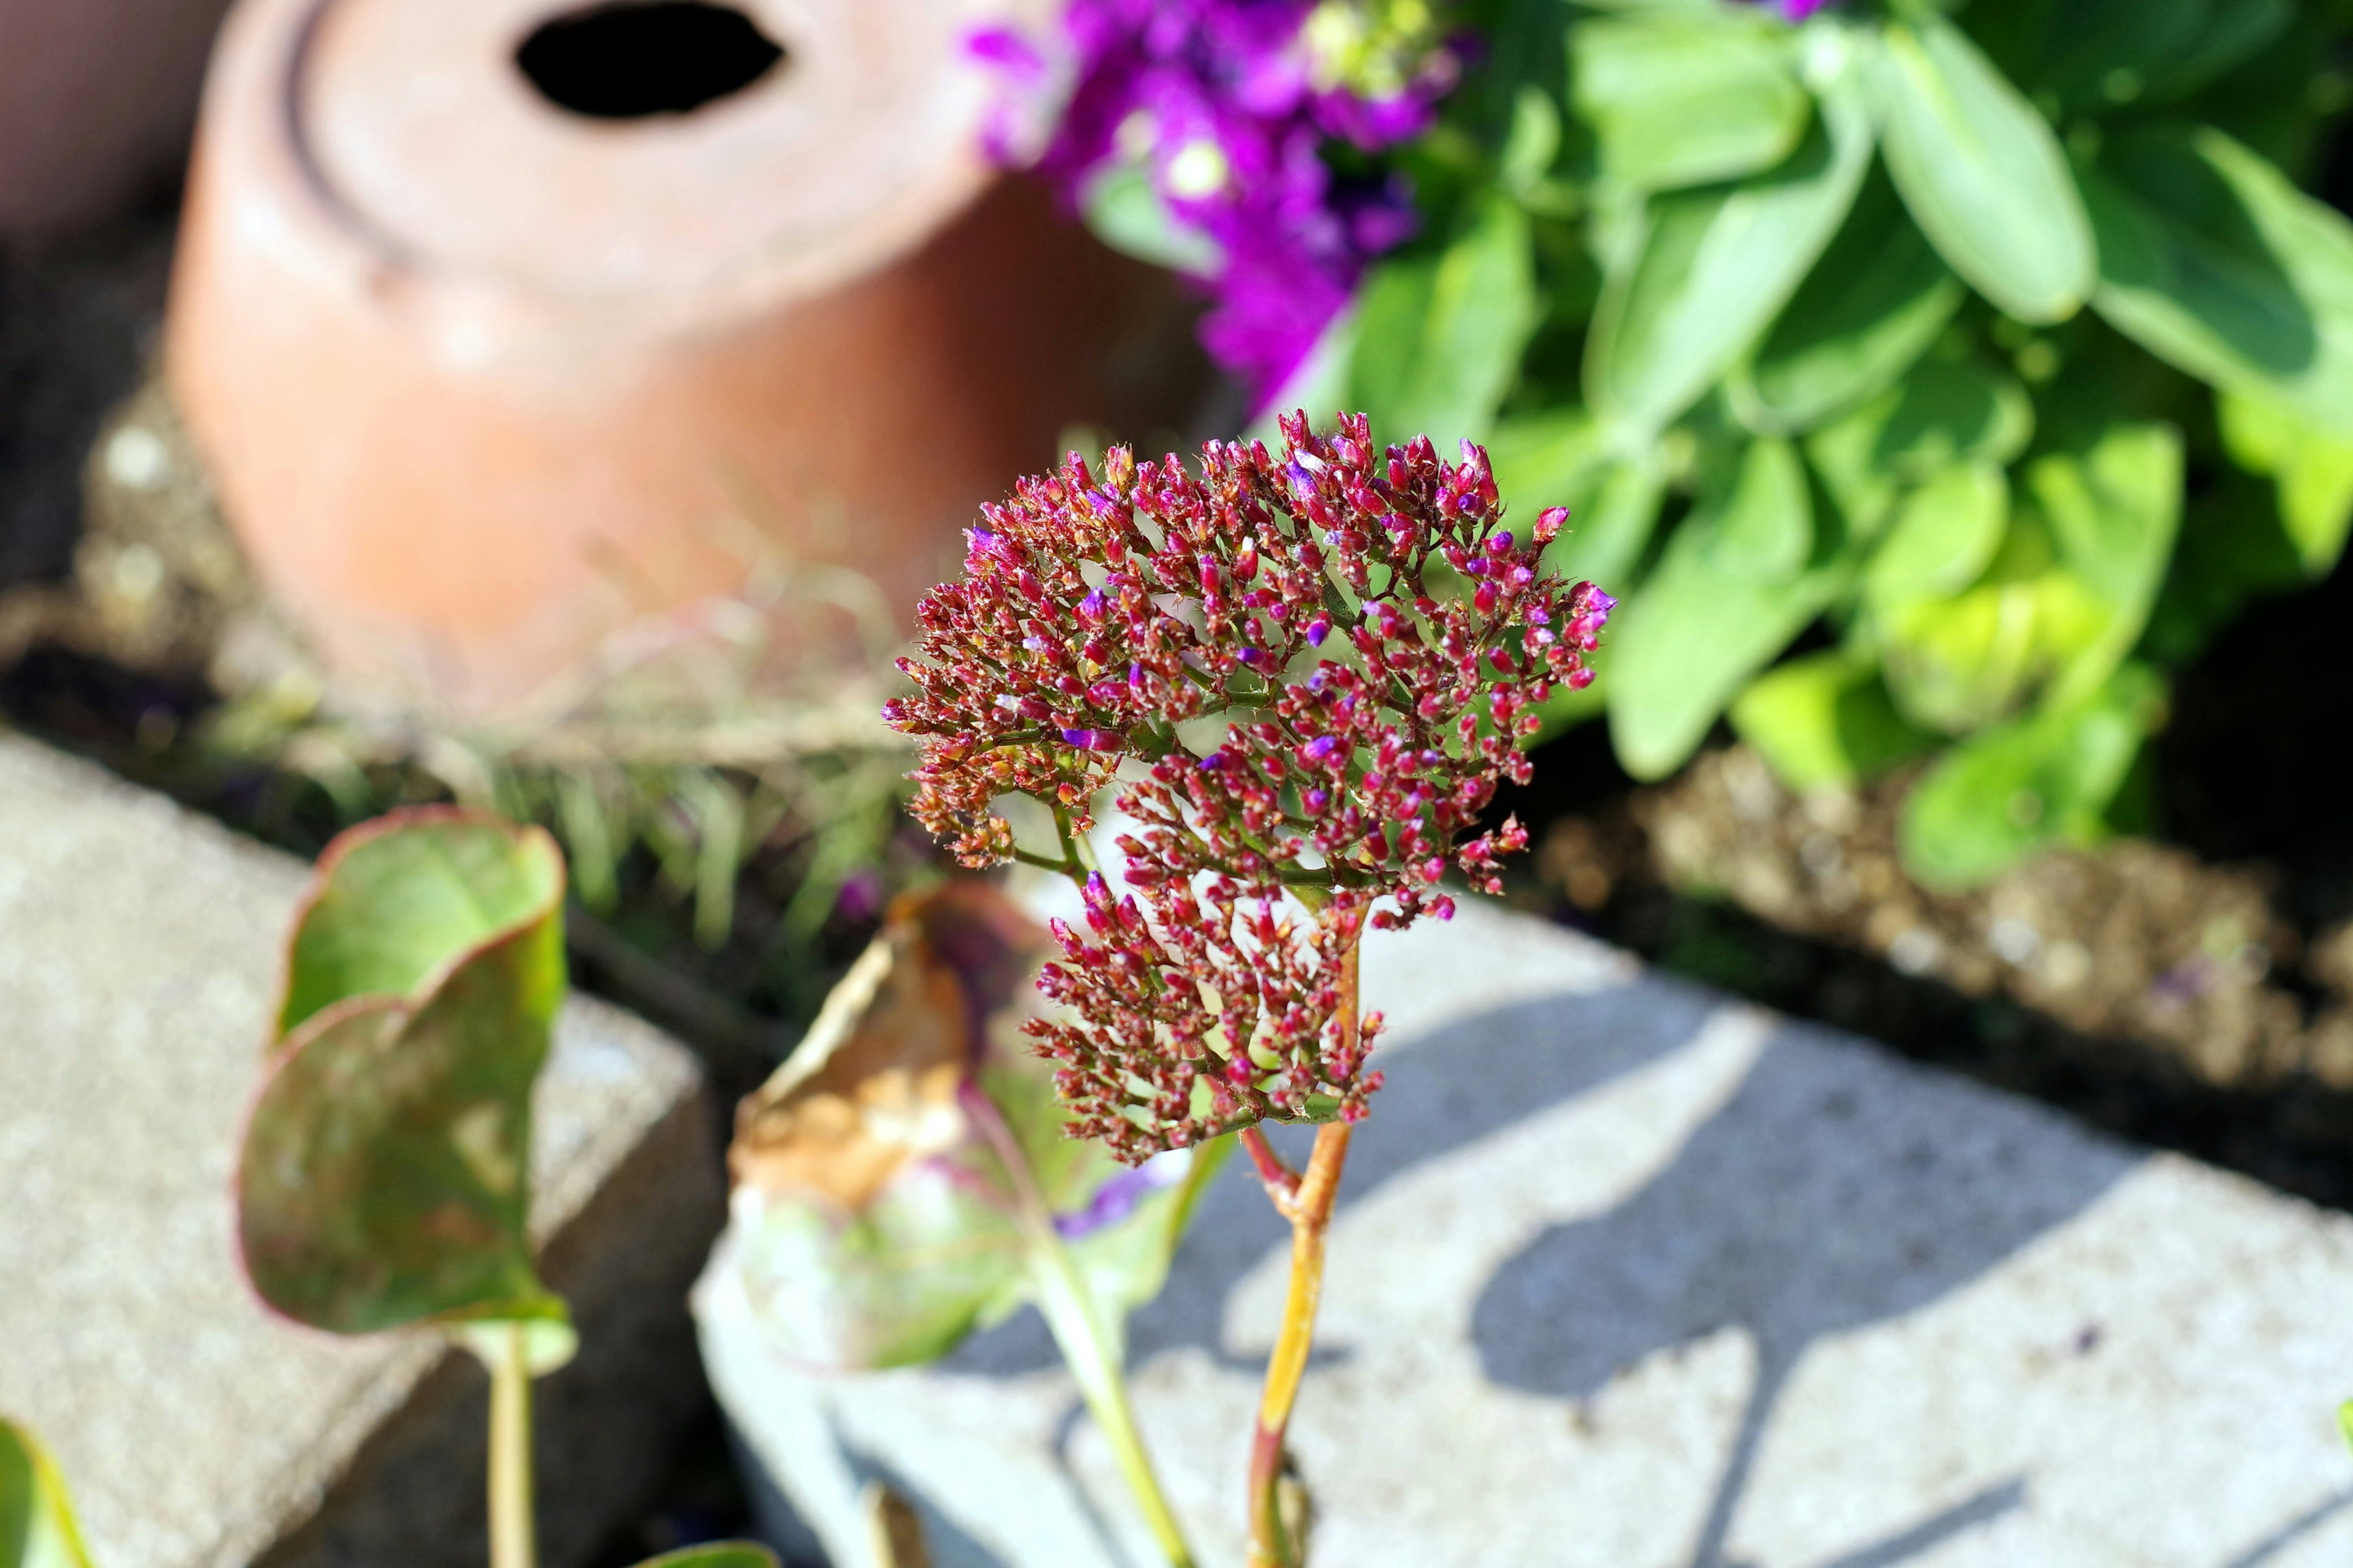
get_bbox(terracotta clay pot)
[0,0,237,234]
[169,0,1192,720]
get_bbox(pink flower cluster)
[885,412,1612,1162]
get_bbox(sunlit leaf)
[0,1420,94,1568]
[1585,72,1873,433]
[1900,665,2165,889]
[2033,421,2184,706]
[1730,651,1938,793]
[1351,195,1538,452]
[725,883,1221,1373]
[1863,460,2010,621]
[1732,170,1965,434]
[728,885,1036,1369]
[1608,439,1852,779]
[1805,357,2033,539]
[1877,423,2175,736]
[2217,389,2353,575]
[278,811,565,1039]
[239,812,569,1343]
[1572,15,1809,192]
[1485,411,1667,589]
[1871,17,2093,323]
[628,1544,781,1568]
[2088,126,2353,435]
[1699,437,1812,583]
[1879,566,2107,736]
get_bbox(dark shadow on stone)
[841,1455,1013,1568]
[2219,1483,2353,1568]
[947,968,2135,1567]
[1816,1478,2025,1568]
[733,1414,1017,1568]
[1472,1023,2133,1567]
[942,977,1723,1379]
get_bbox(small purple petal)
[1055,1152,1189,1240]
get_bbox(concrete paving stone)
[0,735,724,1568]
[699,896,2353,1568]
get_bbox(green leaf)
[1498,84,1564,202]
[1351,195,1539,451]
[1572,15,1810,192]
[2025,0,2203,109]
[1699,436,1813,583]
[2021,0,2290,110]
[2142,468,2311,667]
[2087,127,2353,436]
[2217,389,2353,575]
[1879,567,2106,735]
[733,1161,1026,1370]
[628,1547,780,1568]
[0,1420,94,1568]
[1900,665,2166,889]
[1064,1135,1235,1324]
[1876,423,2178,735]
[279,811,566,1039]
[1730,651,1938,793]
[2029,423,2184,706]
[1081,163,1224,276]
[1870,17,2094,324]
[239,812,568,1339]
[1255,305,1360,441]
[1585,72,1873,433]
[1863,460,2009,621]
[1731,170,1965,434]
[1607,439,1852,779]
[1805,357,2034,538]
[441,1296,582,1378]
[724,884,1221,1373]
[1485,411,1666,588]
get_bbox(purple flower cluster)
[975,1,1456,405]
[885,412,1612,1161]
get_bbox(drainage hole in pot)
[518,2,786,119]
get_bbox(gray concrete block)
[0,736,724,1568]
[699,899,2353,1567]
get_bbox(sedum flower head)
[885,412,1612,1162]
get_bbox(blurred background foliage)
[1141,0,2353,890]
[37,0,2353,1068]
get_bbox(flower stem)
[487,1320,537,1568]
[1238,1125,1301,1207]
[959,1083,1197,1568]
[1027,1218,1198,1568]
[1246,942,1360,1568]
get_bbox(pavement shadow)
[944,975,1725,1378]
[946,968,2142,1567]
[1471,1021,2135,1566]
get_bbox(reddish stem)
[1244,941,1360,1567]
[1239,1124,1302,1210]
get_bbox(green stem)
[960,1084,1197,1568]
[1028,1221,1197,1568]
[487,1322,537,1568]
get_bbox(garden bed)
[9,197,2353,1213]
[1496,543,2353,1208]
